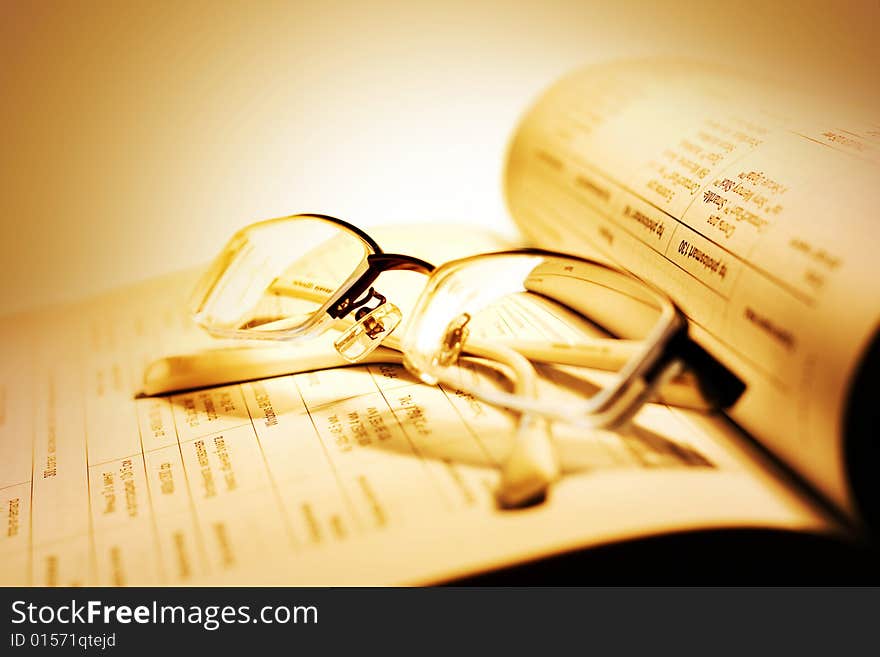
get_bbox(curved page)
[505,59,880,519]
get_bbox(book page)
[0,254,835,585]
[505,59,880,520]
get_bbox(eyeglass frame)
[187,212,746,506]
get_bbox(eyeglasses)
[189,213,744,508]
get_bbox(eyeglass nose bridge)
[353,287,387,320]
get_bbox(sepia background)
[2,0,878,315]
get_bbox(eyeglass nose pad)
[436,313,471,367]
[334,302,402,363]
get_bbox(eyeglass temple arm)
[141,333,739,415]
[563,328,743,430]
[458,338,559,509]
[468,336,741,412]
[140,341,404,397]
[663,333,745,410]
[327,253,435,319]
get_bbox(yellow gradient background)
[2,0,878,314]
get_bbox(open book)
[505,59,880,529]
[1,60,875,585]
